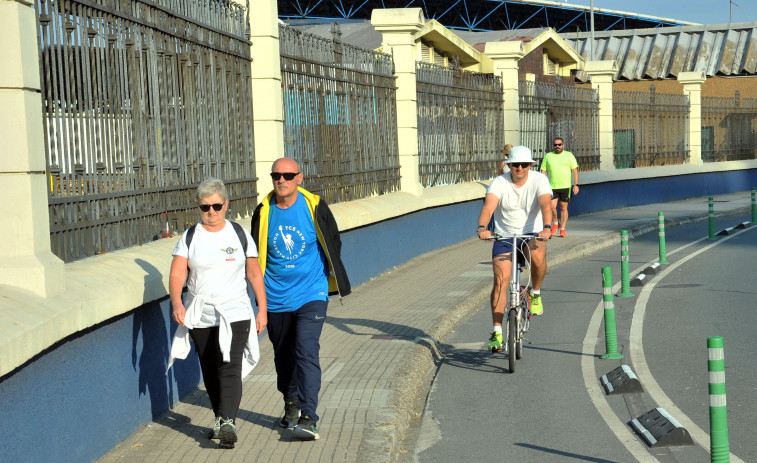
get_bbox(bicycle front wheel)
[508,310,517,373]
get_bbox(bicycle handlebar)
[484,233,548,242]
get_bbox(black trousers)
[189,319,251,421]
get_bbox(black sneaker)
[293,415,319,441]
[280,400,301,429]
[218,419,238,449]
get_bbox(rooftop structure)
[280,0,694,32]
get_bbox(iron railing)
[36,0,256,262]
[613,85,689,168]
[279,24,400,204]
[701,91,757,162]
[518,78,599,171]
[416,62,503,187]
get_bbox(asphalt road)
[407,215,756,463]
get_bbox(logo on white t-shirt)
[223,247,238,262]
[272,225,306,260]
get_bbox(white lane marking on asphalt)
[631,227,750,463]
[582,288,657,462]
[581,235,710,461]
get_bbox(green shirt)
[541,150,578,189]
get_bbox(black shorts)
[552,188,571,203]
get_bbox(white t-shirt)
[173,220,258,328]
[486,171,552,235]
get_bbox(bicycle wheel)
[508,310,517,373]
[515,312,523,360]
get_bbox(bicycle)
[485,233,545,373]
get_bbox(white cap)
[504,145,535,164]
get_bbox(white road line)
[630,229,749,463]
[582,229,750,462]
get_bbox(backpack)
[184,221,248,257]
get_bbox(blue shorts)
[492,234,536,259]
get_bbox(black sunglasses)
[509,162,531,168]
[554,143,563,146]
[270,172,300,181]
[198,203,224,212]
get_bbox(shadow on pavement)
[514,442,620,462]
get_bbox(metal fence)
[518,79,599,171]
[613,85,689,168]
[701,91,757,162]
[279,24,400,204]
[416,62,503,187]
[35,0,256,262]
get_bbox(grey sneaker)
[209,416,221,440]
[218,419,237,449]
[293,415,319,441]
[280,400,301,429]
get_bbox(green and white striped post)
[618,230,634,297]
[708,197,717,241]
[751,187,756,225]
[658,212,669,264]
[708,336,729,463]
[601,267,623,359]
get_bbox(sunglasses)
[509,162,531,168]
[270,172,299,181]
[198,203,224,212]
[554,143,563,146]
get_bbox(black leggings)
[189,320,251,421]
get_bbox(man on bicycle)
[477,145,553,352]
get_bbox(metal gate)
[613,85,689,168]
[518,78,599,170]
[416,62,503,187]
[280,24,400,204]
[36,0,256,262]
[702,91,757,162]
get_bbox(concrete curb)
[359,205,752,462]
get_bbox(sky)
[566,0,757,26]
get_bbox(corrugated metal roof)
[563,22,757,81]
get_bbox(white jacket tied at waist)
[166,293,260,378]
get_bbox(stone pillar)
[372,8,424,195]
[0,0,64,297]
[585,60,617,171]
[485,41,525,147]
[249,0,285,189]
[678,71,706,165]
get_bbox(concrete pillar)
[586,60,617,171]
[485,41,525,147]
[249,0,285,189]
[0,0,64,297]
[678,71,706,165]
[372,8,424,196]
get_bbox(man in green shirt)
[540,137,579,237]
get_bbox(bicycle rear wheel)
[508,310,517,373]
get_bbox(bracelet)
[478,225,486,229]
[543,225,552,229]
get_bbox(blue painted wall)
[1,169,755,462]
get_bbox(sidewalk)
[98,192,753,463]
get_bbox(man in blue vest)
[251,157,350,441]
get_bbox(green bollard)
[618,230,634,297]
[708,197,717,241]
[601,267,623,359]
[708,336,730,463]
[751,188,756,224]
[658,212,669,264]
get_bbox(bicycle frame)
[489,233,539,372]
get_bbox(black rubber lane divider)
[630,273,647,287]
[630,408,694,448]
[600,365,643,395]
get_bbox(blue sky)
[566,0,757,26]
